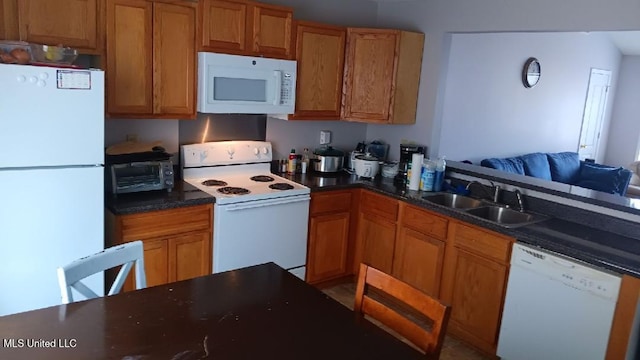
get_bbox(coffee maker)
[395,144,427,185]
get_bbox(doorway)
[577,69,612,161]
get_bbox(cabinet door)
[169,231,212,282]
[249,2,292,58]
[106,0,153,115]
[153,2,196,118]
[448,247,508,354]
[290,21,346,120]
[199,0,248,53]
[359,212,396,274]
[18,0,99,52]
[143,238,170,288]
[393,226,445,297]
[342,29,397,123]
[307,212,350,283]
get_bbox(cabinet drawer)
[311,191,352,215]
[121,204,213,241]
[401,204,448,240]
[360,190,398,222]
[452,222,513,263]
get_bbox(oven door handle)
[224,195,310,211]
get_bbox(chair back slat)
[355,263,451,358]
[57,241,146,304]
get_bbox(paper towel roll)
[408,153,424,190]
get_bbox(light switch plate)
[320,130,331,145]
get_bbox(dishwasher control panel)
[512,243,621,300]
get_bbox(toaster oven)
[108,160,174,194]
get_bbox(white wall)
[266,118,366,160]
[372,0,640,160]
[438,32,621,163]
[605,56,640,167]
[105,119,180,153]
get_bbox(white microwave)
[197,52,297,114]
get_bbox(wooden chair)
[354,263,451,358]
[57,241,147,304]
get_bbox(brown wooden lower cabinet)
[393,226,445,298]
[306,190,354,284]
[106,203,213,292]
[307,212,350,283]
[440,221,513,356]
[392,203,448,298]
[359,212,396,274]
[606,274,640,359]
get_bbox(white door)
[578,69,611,161]
[0,166,104,316]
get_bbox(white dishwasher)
[497,243,621,360]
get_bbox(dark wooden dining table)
[0,262,424,359]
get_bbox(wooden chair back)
[354,263,451,358]
[57,241,146,304]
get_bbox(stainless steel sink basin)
[422,193,484,209]
[465,206,547,228]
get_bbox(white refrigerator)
[0,63,105,316]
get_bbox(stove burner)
[250,175,275,182]
[269,183,294,191]
[218,186,250,195]
[202,179,228,187]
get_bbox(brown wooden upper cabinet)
[289,21,346,120]
[1,0,102,54]
[106,0,196,119]
[199,0,292,59]
[342,28,424,124]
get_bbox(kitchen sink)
[465,206,547,228]
[422,193,484,209]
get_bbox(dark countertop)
[105,181,215,215]
[106,169,640,277]
[284,170,640,277]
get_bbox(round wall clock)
[522,57,541,88]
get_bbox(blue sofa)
[480,152,633,196]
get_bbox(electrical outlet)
[126,134,138,142]
[320,130,331,145]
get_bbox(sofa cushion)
[574,162,633,196]
[480,157,525,175]
[547,152,581,184]
[520,152,552,180]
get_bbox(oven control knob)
[253,148,259,155]
[261,147,269,155]
[199,150,208,162]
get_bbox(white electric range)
[181,141,310,279]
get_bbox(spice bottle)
[288,149,297,174]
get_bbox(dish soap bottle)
[434,156,446,192]
[288,149,297,174]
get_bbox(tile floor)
[322,282,491,360]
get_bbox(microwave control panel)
[281,72,294,105]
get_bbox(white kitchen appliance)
[181,141,310,279]
[197,52,296,114]
[497,242,621,360]
[0,63,105,316]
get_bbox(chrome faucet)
[514,189,525,212]
[465,181,501,203]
